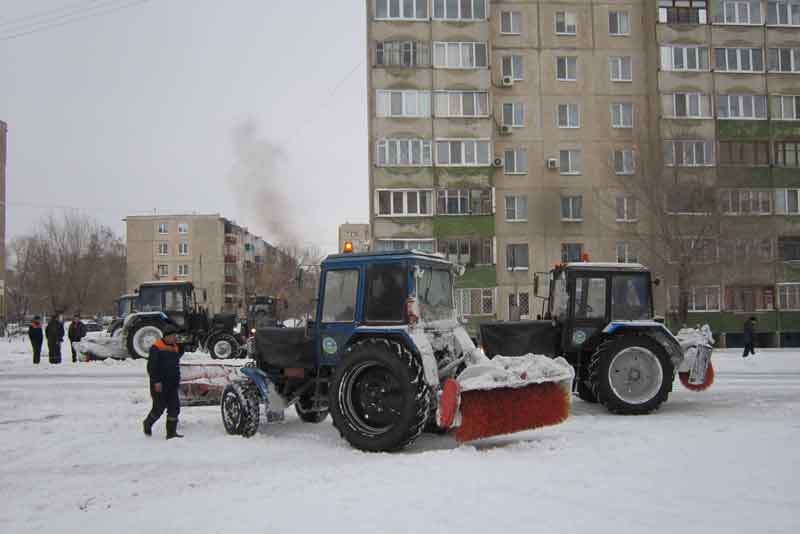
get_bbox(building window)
[721,238,773,262]
[505,195,528,222]
[157,264,169,277]
[432,0,486,20]
[375,0,428,20]
[664,140,715,166]
[376,190,433,216]
[775,189,800,213]
[768,1,800,24]
[717,94,768,119]
[503,102,525,127]
[508,291,530,319]
[504,147,528,174]
[668,286,721,312]
[375,239,435,253]
[616,196,638,221]
[778,283,800,310]
[439,238,493,266]
[435,139,491,166]
[611,103,634,128]
[457,288,495,316]
[555,11,577,34]
[178,242,189,256]
[436,189,492,215]
[376,41,431,67]
[779,236,800,261]
[502,55,524,80]
[714,47,764,72]
[157,242,168,256]
[557,103,580,128]
[614,148,635,174]
[500,11,521,34]
[609,11,631,35]
[768,48,800,72]
[433,42,488,69]
[177,223,188,234]
[775,95,800,119]
[559,149,582,174]
[157,223,168,234]
[718,141,770,166]
[561,196,583,221]
[658,0,708,24]
[616,242,638,263]
[376,90,431,118]
[561,243,584,263]
[178,264,190,277]
[609,56,632,81]
[556,56,578,80]
[376,138,432,166]
[434,91,489,117]
[774,141,800,167]
[671,238,717,263]
[506,243,529,270]
[726,287,774,312]
[667,187,715,214]
[666,92,709,118]
[660,45,709,71]
[716,0,762,24]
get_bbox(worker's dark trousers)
[47,342,61,364]
[742,343,755,357]
[144,383,180,427]
[32,342,42,364]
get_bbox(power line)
[0,0,153,42]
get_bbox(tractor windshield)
[416,268,454,322]
[551,273,569,320]
[611,274,652,320]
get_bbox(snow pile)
[76,333,127,361]
[457,354,574,393]
[676,324,715,350]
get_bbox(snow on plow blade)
[676,325,715,391]
[76,334,127,361]
[178,363,242,406]
[438,354,574,442]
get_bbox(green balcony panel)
[772,122,800,139]
[716,166,770,187]
[717,120,770,140]
[456,266,496,288]
[433,215,494,237]
[435,167,494,187]
[772,167,800,188]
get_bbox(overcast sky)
[1,0,368,252]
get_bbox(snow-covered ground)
[1,337,798,534]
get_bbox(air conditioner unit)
[493,157,504,168]
[546,158,559,169]
[499,124,512,135]
[501,75,514,87]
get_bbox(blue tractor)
[220,249,574,452]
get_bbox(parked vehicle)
[220,249,574,452]
[479,262,715,415]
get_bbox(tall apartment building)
[366,0,800,345]
[0,121,6,323]
[125,214,271,314]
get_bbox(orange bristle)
[454,382,570,443]
[679,361,715,391]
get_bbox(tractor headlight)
[251,328,256,334]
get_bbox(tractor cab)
[116,294,138,319]
[137,281,198,329]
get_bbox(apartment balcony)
[224,254,238,264]
[224,275,238,284]
[433,214,494,237]
[225,234,238,245]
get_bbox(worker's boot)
[166,418,183,440]
[142,416,154,436]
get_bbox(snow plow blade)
[178,363,242,406]
[438,354,574,442]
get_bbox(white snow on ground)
[1,337,798,534]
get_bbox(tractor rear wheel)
[221,381,261,437]
[589,335,673,415]
[330,338,430,452]
[126,321,163,359]
[208,333,239,360]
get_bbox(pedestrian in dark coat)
[743,316,757,358]
[45,315,64,364]
[143,326,185,439]
[67,314,88,363]
[28,316,44,365]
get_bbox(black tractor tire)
[126,320,164,360]
[575,380,598,403]
[221,381,261,437]
[330,338,430,452]
[295,394,329,423]
[208,333,240,360]
[589,334,674,415]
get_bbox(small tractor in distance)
[479,262,714,415]
[119,281,242,360]
[220,249,574,452]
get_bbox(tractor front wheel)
[590,335,673,415]
[126,322,163,359]
[330,338,430,452]
[221,381,261,437]
[208,333,239,360]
